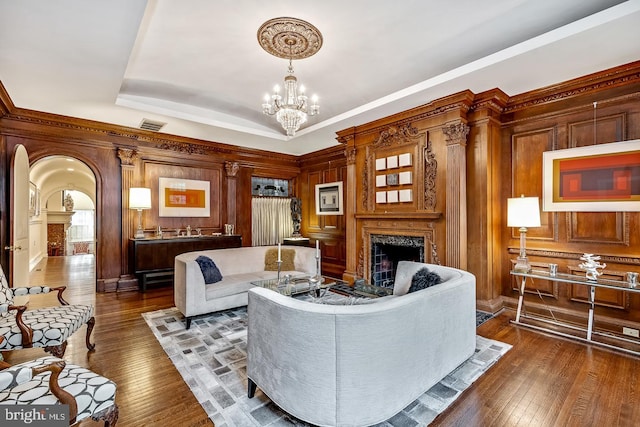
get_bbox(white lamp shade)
[507,196,541,228]
[129,187,152,210]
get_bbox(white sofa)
[247,261,476,427]
[174,245,316,329]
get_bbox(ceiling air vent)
[139,119,166,132]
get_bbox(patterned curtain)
[251,197,294,246]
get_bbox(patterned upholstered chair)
[0,351,119,425]
[0,265,95,357]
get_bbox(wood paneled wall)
[2,57,640,339]
[500,61,640,329]
[331,60,640,336]
[0,83,300,291]
[298,146,347,278]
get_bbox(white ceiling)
[1,0,639,155]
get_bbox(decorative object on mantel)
[507,195,541,273]
[64,192,74,211]
[578,253,606,281]
[258,17,322,136]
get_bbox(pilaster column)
[118,148,138,276]
[225,161,239,231]
[343,142,358,282]
[443,123,469,269]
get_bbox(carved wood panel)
[568,113,626,148]
[511,128,556,242]
[567,212,629,245]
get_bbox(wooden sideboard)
[129,235,242,291]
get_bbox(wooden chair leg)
[44,341,68,358]
[86,316,96,351]
[91,404,119,426]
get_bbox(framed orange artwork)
[542,139,640,212]
[159,177,210,217]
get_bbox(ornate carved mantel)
[337,91,474,283]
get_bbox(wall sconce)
[507,195,541,272]
[129,187,151,239]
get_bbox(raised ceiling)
[1,0,639,155]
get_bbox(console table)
[130,235,242,291]
[511,269,640,356]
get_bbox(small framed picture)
[387,190,398,203]
[386,173,399,186]
[399,189,413,202]
[375,158,386,171]
[315,181,344,215]
[399,153,412,167]
[376,175,387,187]
[386,155,398,169]
[376,191,387,203]
[399,171,412,184]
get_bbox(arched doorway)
[29,156,97,280]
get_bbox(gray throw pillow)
[408,267,441,293]
[195,256,223,284]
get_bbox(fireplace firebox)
[370,235,424,288]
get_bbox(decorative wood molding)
[345,147,356,165]
[354,212,442,220]
[224,161,239,177]
[362,150,370,211]
[507,248,640,265]
[373,124,419,147]
[423,140,437,211]
[504,60,640,114]
[442,122,470,146]
[117,148,138,166]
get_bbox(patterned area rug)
[142,306,509,426]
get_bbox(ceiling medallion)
[257,17,323,60]
[258,17,323,137]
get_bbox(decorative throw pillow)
[408,267,441,293]
[195,256,223,284]
[264,248,296,271]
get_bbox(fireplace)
[370,235,424,288]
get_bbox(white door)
[9,144,30,286]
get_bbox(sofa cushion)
[408,267,442,293]
[195,256,223,284]
[264,248,296,271]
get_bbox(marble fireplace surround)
[356,212,442,282]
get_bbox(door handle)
[4,245,22,251]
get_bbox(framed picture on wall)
[29,181,37,216]
[159,177,211,217]
[315,181,344,215]
[542,139,640,211]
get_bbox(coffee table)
[251,275,335,297]
[329,281,393,298]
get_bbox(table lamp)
[507,195,541,273]
[129,187,152,238]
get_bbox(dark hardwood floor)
[3,255,640,426]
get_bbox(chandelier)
[258,17,323,137]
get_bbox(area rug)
[142,306,509,427]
